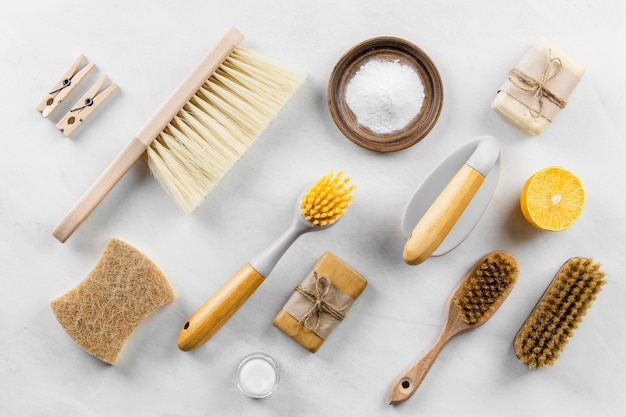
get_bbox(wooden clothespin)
[36,55,95,118]
[56,75,118,136]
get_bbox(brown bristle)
[514,257,606,369]
[454,252,519,325]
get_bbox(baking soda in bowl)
[345,59,425,134]
[236,353,280,398]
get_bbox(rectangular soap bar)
[491,38,586,136]
[272,252,367,353]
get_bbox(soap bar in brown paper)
[491,37,585,136]
[272,252,367,353]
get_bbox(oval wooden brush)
[177,171,355,352]
[514,257,605,369]
[403,136,500,265]
[388,250,519,405]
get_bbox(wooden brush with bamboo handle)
[177,171,355,351]
[53,27,304,243]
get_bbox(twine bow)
[508,49,566,118]
[295,272,346,331]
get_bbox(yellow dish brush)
[389,251,519,405]
[53,27,304,242]
[177,171,355,351]
[514,257,606,368]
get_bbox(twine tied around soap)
[295,272,346,331]
[508,49,567,118]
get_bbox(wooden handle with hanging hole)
[389,311,468,404]
[177,263,264,351]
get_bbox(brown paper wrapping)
[492,38,585,136]
[499,47,581,122]
[272,252,367,352]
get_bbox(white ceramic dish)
[236,352,280,399]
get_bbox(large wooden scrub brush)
[514,257,606,368]
[53,27,304,242]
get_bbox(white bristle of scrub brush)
[145,46,305,214]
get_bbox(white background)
[2,1,625,415]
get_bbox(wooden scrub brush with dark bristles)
[389,251,519,405]
[53,27,304,243]
[514,257,606,369]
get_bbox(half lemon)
[520,166,585,231]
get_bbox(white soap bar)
[491,38,586,136]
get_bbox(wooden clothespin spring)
[56,75,118,137]
[36,55,95,118]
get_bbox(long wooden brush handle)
[388,326,454,404]
[52,138,147,242]
[52,27,245,243]
[403,164,484,265]
[177,263,264,352]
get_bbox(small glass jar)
[236,352,280,399]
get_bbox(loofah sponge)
[514,257,606,368]
[50,238,176,364]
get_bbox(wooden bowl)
[327,37,444,152]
